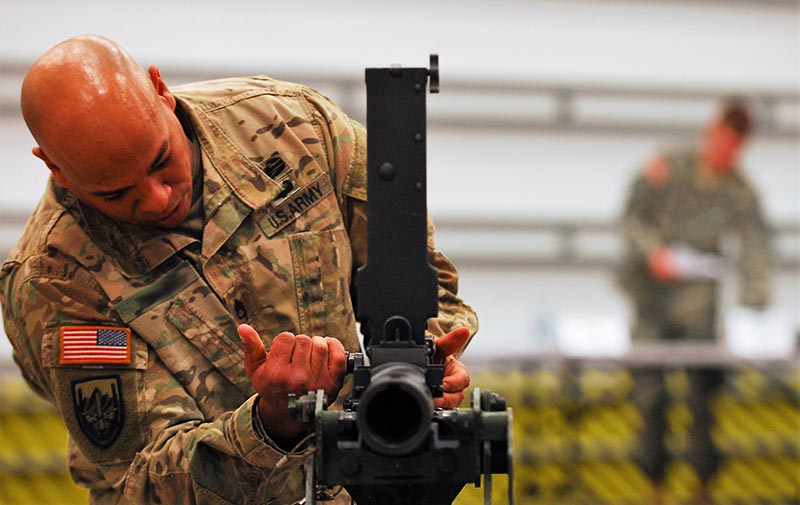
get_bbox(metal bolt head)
[378,162,396,181]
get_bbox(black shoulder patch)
[72,375,125,449]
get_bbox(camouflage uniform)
[0,76,478,504]
[618,147,771,485]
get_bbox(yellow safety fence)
[0,365,798,505]
[0,377,89,504]
[456,365,799,505]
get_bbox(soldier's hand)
[648,246,679,283]
[432,327,471,409]
[238,324,347,442]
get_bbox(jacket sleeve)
[0,260,306,505]
[733,186,772,308]
[619,172,666,259]
[302,88,479,352]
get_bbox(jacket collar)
[48,91,283,278]
[56,183,198,277]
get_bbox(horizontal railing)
[1,60,798,138]
[0,209,796,269]
[431,215,800,269]
[461,340,799,369]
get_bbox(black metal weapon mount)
[290,55,514,505]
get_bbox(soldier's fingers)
[434,391,465,410]
[325,337,347,379]
[433,327,471,360]
[442,356,470,393]
[266,331,297,365]
[238,324,267,375]
[290,334,313,364]
[309,336,328,373]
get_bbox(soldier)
[0,35,478,504]
[618,99,772,504]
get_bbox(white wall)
[3,0,798,87]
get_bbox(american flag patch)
[59,326,131,365]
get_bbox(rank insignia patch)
[60,326,131,365]
[72,375,125,449]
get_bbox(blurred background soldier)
[617,99,772,504]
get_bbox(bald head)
[19,36,195,228]
[21,35,167,176]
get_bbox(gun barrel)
[357,363,433,456]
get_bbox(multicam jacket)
[618,147,771,340]
[0,76,478,504]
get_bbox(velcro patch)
[60,326,131,365]
[72,375,125,449]
[260,173,334,236]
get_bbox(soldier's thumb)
[434,327,471,358]
[238,324,267,374]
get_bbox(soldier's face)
[703,122,745,174]
[45,74,194,228]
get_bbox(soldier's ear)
[33,146,71,189]
[148,65,177,111]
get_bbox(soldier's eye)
[103,190,127,202]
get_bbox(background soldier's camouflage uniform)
[617,147,771,486]
[0,76,478,504]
